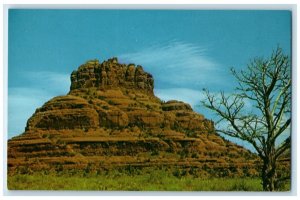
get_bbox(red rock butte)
[8,57,259,177]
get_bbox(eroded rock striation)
[8,58,259,177]
[70,58,154,94]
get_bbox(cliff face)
[8,58,258,177]
[25,57,214,135]
[70,58,154,94]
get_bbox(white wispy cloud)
[8,71,70,138]
[154,88,206,108]
[8,88,52,137]
[22,71,70,95]
[119,41,229,89]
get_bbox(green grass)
[7,169,268,191]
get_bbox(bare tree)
[202,47,291,191]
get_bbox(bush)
[108,100,115,105]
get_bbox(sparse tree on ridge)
[202,47,291,191]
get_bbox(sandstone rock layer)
[8,58,259,177]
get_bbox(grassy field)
[7,169,278,191]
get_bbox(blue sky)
[8,10,291,148]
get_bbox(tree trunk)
[262,157,277,191]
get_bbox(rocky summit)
[8,58,259,177]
